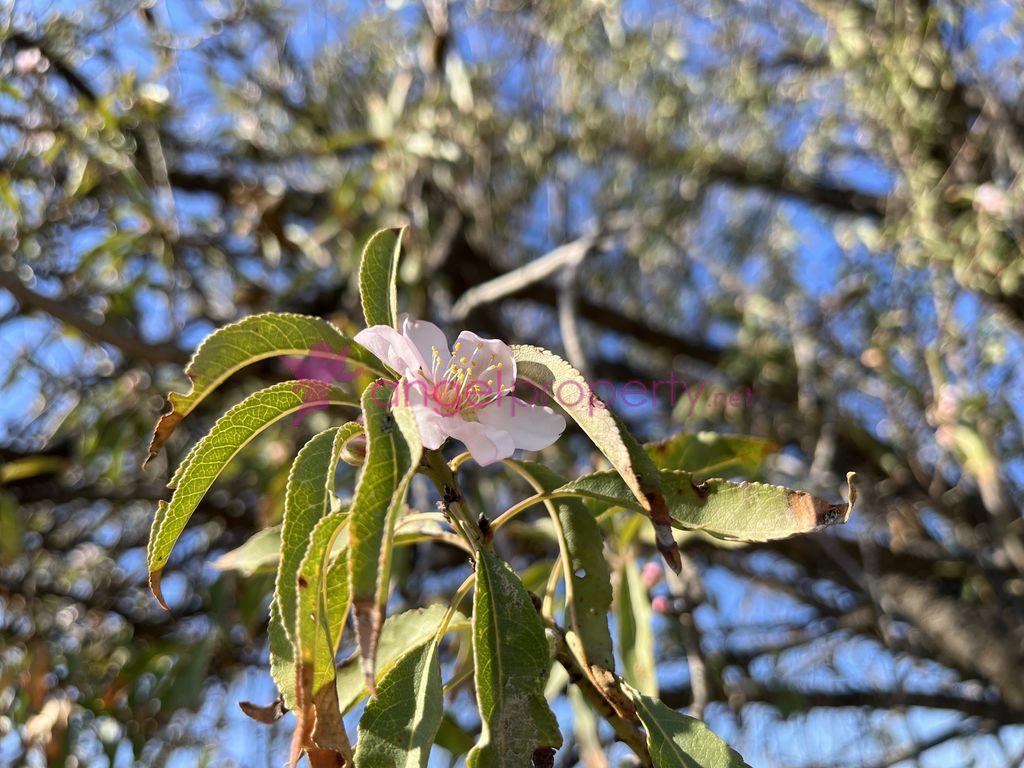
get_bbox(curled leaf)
[238,697,287,724]
[359,227,406,329]
[615,559,657,697]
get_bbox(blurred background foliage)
[1,0,1024,765]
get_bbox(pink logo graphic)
[282,341,359,426]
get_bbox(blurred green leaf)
[0,455,66,484]
[615,558,657,697]
[568,685,607,768]
[0,492,22,562]
[212,526,281,576]
[507,460,614,673]
[646,431,777,478]
[434,714,475,758]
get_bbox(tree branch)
[0,269,187,365]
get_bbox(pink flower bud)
[651,595,672,615]
[641,561,663,589]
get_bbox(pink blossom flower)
[355,316,565,465]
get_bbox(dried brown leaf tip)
[144,392,192,469]
[148,568,168,611]
[788,472,858,532]
[646,490,683,574]
[238,697,287,724]
[690,477,710,498]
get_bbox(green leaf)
[276,427,345,646]
[334,420,366,472]
[297,515,351,673]
[347,380,422,692]
[147,381,358,607]
[269,598,298,709]
[646,431,777,478]
[337,605,467,712]
[557,470,857,542]
[211,525,281,576]
[434,714,475,758]
[146,312,382,464]
[467,548,562,767]
[353,639,443,768]
[615,558,657,696]
[628,686,750,768]
[510,345,680,571]
[506,461,614,673]
[359,227,405,329]
[296,512,352,758]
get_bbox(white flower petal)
[400,376,449,449]
[400,315,449,380]
[445,419,516,466]
[445,331,516,393]
[354,325,425,378]
[409,403,448,449]
[477,396,566,452]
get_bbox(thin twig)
[450,232,600,321]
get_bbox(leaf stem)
[491,491,550,530]
[436,572,476,642]
[421,449,486,550]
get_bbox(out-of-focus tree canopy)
[1,0,1023,765]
